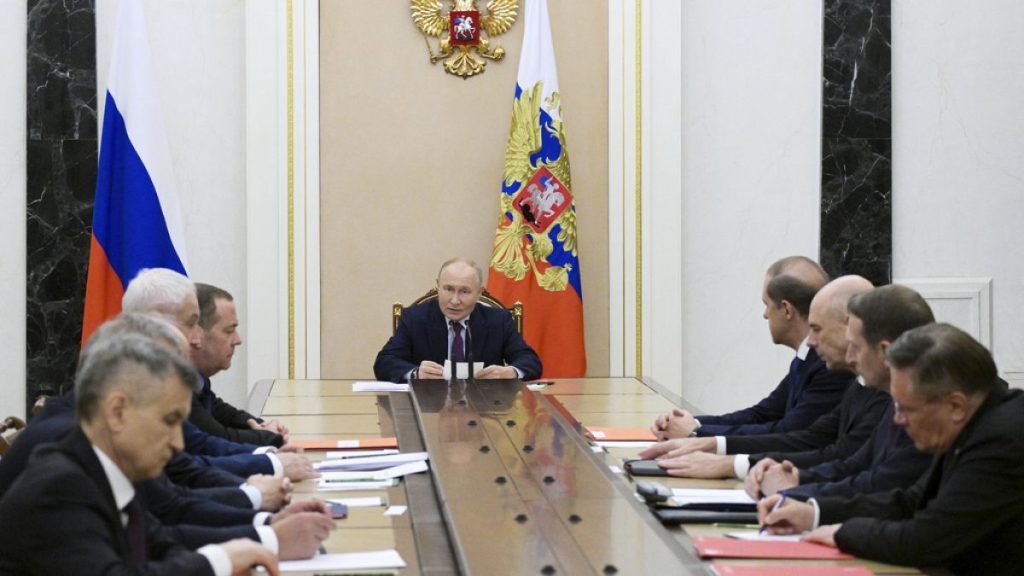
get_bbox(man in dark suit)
[651,256,851,439]
[761,323,1024,575]
[190,283,289,447]
[374,257,542,382]
[639,275,888,478]
[748,285,935,499]
[0,333,278,574]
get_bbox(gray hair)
[886,322,996,400]
[75,332,198,424]
[122,268,195,317]
[438,257,484,286]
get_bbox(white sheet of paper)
[669,488,756,505]
[279,549,406,572]
[327,496,387,508]
[595,440,657,449]
[323,449,400,460]
[725,530,803,542]
[442,360,485,379]
[352,381,409,392]
[315,478,398,491]
[319,460,428,482]
[384,505,408,516]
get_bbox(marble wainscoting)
[26,0,96,408]
[819,0,892,286]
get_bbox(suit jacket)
[695,348,854,436]
[190,377,284,447]
[373,301,543,383]
[727,379,890,469]
[785,402,932,499]
[0,428,213,575]
[821,387,1024,575]
[183,420,275,477]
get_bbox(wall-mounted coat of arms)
[411,0,518,79]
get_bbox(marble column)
[820,0,891,285]
[25,0,96,409]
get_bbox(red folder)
[693,536,853,560]
[291,437,398,450]
[711,563,873,576]
[585,426,658,442]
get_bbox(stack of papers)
[692,536,853,560]
[324,449,399,459]
[315,451,429,472]
[352,381,409,392]
[316,460,429,490]
[315,478,398,492]
[670,488,756,506]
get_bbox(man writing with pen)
[758,323,1024,576]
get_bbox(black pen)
[759,494,786,534]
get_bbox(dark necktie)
[125,497,147,568]
[787,356,804,408]
[451,322,465,363]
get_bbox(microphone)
[465,324,475,382]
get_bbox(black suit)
[190,377,284,447]
[785,402,932,499]
[374,301,543,382]
[820,387,1024,575]
[0,428,213,575]
[726,379,890,469]
[695,348,854,436]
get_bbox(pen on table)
[759,494,787,534]
[712,522,760,529]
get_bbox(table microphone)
[465,325,475,382]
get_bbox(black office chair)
[392,288,523,334]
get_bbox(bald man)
[652,257,854,440]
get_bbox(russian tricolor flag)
[82,1,189,345]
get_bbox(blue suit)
[695,347,854,436]
[374,301,543,382]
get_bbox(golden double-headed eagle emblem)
[411,0,518,78]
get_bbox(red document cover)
[585,426,658,442]
[291,437,399,450]
[711,563,873,576]
[693,536,853,560]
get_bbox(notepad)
[352,381,410,392]
[692,536,853,560]
[291,437,399,450]
[315,478,398,491]
[319,460,429,482]
[314,451,429,472]
[711,564,873,576]
[671,488,756,506]
[586,426,659,442]
[323,449,400,460]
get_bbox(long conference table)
[249,378,920,575]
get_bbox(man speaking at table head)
[374,257,542,382]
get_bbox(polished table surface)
[248,377,919,575]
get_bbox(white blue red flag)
[82,1,189,344]
[487,0,586,376]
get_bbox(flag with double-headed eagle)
[487,0,585,377]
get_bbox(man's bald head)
[806,275,873,371]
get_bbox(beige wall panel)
[320,1,608,378]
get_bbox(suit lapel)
[427,304,450,362]
[64,428,129,555]
[468,307,487,361]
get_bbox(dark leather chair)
[392,288,523,334]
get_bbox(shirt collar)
[856,375,866,387]
[92,445,135,513]
[796,337,810,360]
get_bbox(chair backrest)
[392,288,523,334]
[0,416,26,456]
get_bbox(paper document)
[442,359,484,379]
[352,381,409,392]
[291,437,398,450]
[711,563,874,576]
[319,460,429,482]
[595,440,657,449]
[324,449,400,460]
[279,549,406,572]
[692,535,853,560]
[725,530,803,542]
[327,496,387,508]
[315,478,398,491]
[670,488,756,505]
[315,451,429,472]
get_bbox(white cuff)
[253,511,272,527]
[715,436,727,455]
[733,455,751,479]
[198,544,232,576]
[513,366,524,379]
[256,525,279,554]
[253,446,273,455]
[809,498,821,530]
[240,483,261,510]
[405,368,416,383]
[266,453,284,476]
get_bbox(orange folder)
[692,536,853,560]
[585,426,658,442]
[290,437,398,450]
[712,563,873,576]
